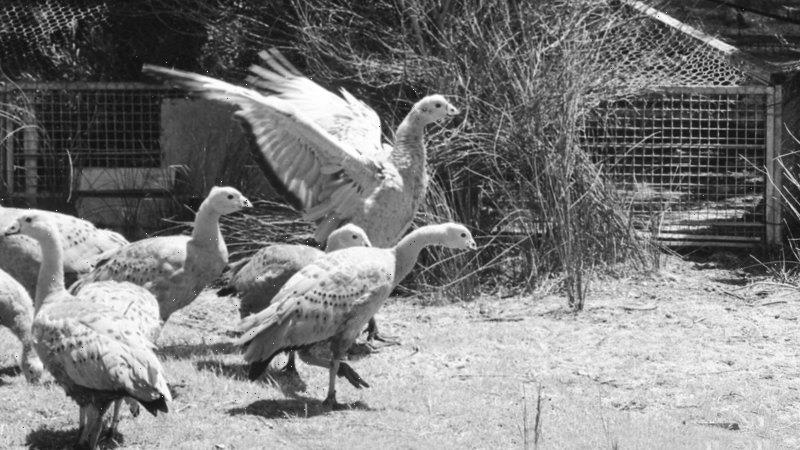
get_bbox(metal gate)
[583,86,782,247]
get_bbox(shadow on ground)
[227,395,371,419]
[0,364,21,383]
[26,425,124,449]
[157,341,237,360]
[194,359,309,394]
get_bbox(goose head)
[2,212,56,241]
[440,223,477,250]
[206,186,252,215]
[412,94,460,125]
[326,223,372,251]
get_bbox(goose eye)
[25,217,32,223]
[435,102,442,108]
[227,194,234,200]
[352,234,358,240]
[460,232,466,238]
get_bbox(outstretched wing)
[247,49,385,160]
[143,56,401,243]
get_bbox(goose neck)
[34,229,66,309]
[191,201,223,248]
[393,225,444,283]
[391,114,426,171]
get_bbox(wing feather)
[143,53,393,244]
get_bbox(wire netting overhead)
[0,0,758,86]
[602,11,754,87]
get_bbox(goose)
[2,213,171,449]
[70,186,252,322]
[143,49,459,342]
[144,50,459,247]
[236,222,477,409]
[0,268,43,383]
[0,206,128,297]
[72,280,162,435]
[219,223,371,378]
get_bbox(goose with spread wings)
[142,49,459,249]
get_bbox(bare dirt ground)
[0,253,799,449]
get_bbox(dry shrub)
[279,0,658,308]
[3,0,668,308]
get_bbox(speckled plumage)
[223,223,372,319]
[236,222,477,407]
[0,207,128,297]
[143,49,459,247]
[2,213,171,449]
[71,280,163,432]
[70,186,251,321]
[0,268,43,383]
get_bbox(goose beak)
[2,222,20,237]
[447,104,460,116]
[241,198,253,209]
[467,240,477,250]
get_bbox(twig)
[176,403,194,413]
[718,288,747,301]
[533,384,543,449]
[522,384,529,450]
[619,304,657,311]
[477,315,525,322]
[759,300,788,307]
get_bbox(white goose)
[144,51,459,247]
[3,213,171,449]
[237,222,476,408]
[70,186,252,322]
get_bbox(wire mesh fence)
[0,83,174,203]
[583,87,773,246]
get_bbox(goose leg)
[364,317,400,347]
[76,405,87,445]
[78,402,111,450]
[280,351,299,375]
[297,349,369,389]
[109,399,122,436]
[322,358,343,410]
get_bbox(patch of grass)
[0,259,798,447]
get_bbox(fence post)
[23,117,38,206]
[765,85,782,247]
[3,117,13,196]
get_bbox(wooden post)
[764,86,780,247]
[23,120,38,206]
[769,85,784,246]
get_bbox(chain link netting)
[0,0,757,86]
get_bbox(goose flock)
[0,49,470,448]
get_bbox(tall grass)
[277,0,658,308]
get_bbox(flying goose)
[237,222,476,409]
